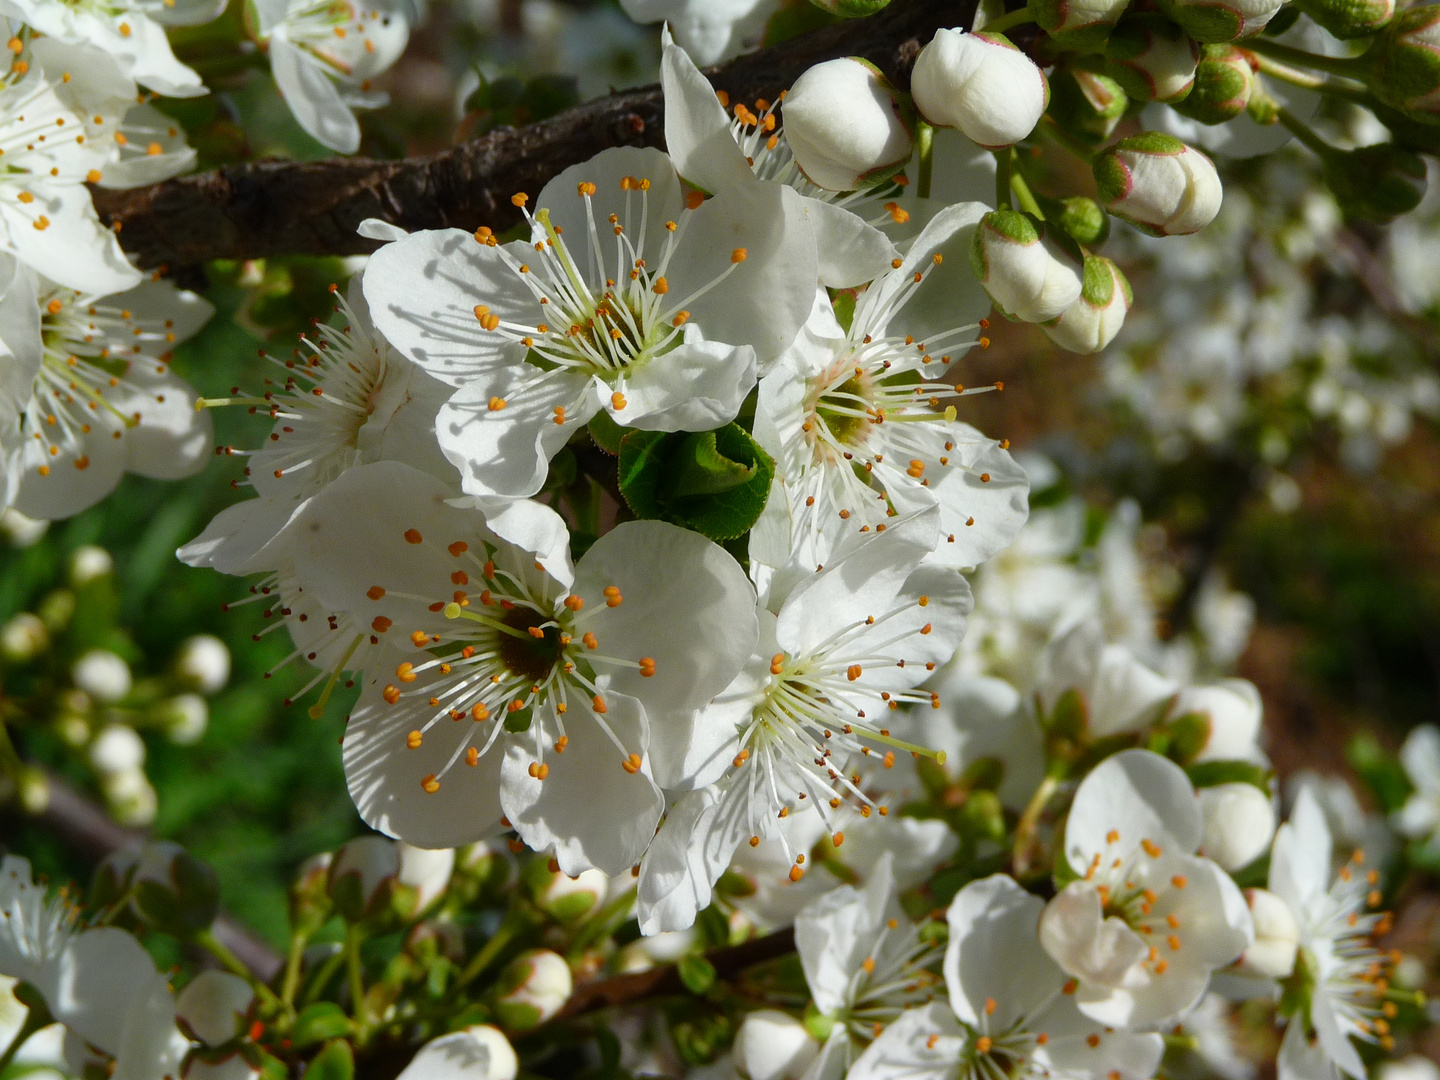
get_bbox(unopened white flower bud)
[176,635,231,695]
[162,694,210,746]
[1238,888,1299,979]
[1199,783,1276,871]
[68,545,113,587]
[1105,16,1199,103]
[102,767,157,826]
[1379,1057,1440,1080]
[911,29,1048,148]
[1094,132,1222,235]
[1372,6,1440,119]
[1041,255,1131,353]
[398,1025,519,1080]
[0,507,48,548]
[1,613,49,662]
[1032,0,1130,44]
[133,840,220,936]
[1163,0,1284,43]
[970,210,1083,323]
[183,1056,260,1080]
[733,1010,821,1080]
[492,949,572,1032]
[72,649,132,703]
[89,723,146,774]
[176,970,255,1047]
[782,57,913,191]
[528,863,608,924]
[329,835,401,921]
[1170,680,1262,761]
[397,843,455,913]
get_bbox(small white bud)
[72,649,132,703]
[1032,0,1130,43]
[733,1010,821,1080]
[89,723,146,773]
[1105,15,1199,103]
[1171,680,1263,761]
[970,210,1083,323]
[1,613,49,662]
[397,1025,518,1080]
[183,1056,260,1080]
[782,57,913,191]
[330,835,400,921]
[1199,783,1276,872]
[1041,255,1131,354]
[68,545,113,587]
[1238,888,1299,979]
[0,507,48,548]
[176,635,231,694]
[1164,0,1285,42]
[397,843,456,913]
[1380,1058,1440,1080]
[1094,132,1222,235]
[104,768,157,826]
[493,949,572,1032]
[531,866,608,924]
[176,970,255,1047]
[911,29,1048,148]
[163,694,209,746]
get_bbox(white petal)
[176,496,306,576]
[857,201,990,344]
[945,874,1061,1026]
[610,338,756,432]
[536,146,685,268]
[660,39,752,195]
[1268,787,1332,915]
[1065,749,1202,874]
[397,1027,519,1080]
[269,35,361,153]
[116,363,212,480]
[45,929,161,1055]
[0,184,140,296]
[799,198,898,289]
[1278,1018,1341,1080]
[1401,724,1440,796]
[846,1001,964,1080]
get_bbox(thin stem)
[456,910,526,991]
[1009,165,1046,220]
[198,929,284,1013]
[1244,37,1369,79]
[1250,53,1327,90]
[983,6,1037,34]
[345,924,368,1030]
[281,932,310,1013]
[1011,773,1061,877]
[994,148,1013,210]
[1276,106,1335,158]
[302,948,347,1007]
[916,121,935,200]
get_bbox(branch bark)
[94,0,974,269]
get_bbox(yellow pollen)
[488,396,506,411]
[621,752,643,773]
[976,1037,993,1054]
[984,997,997,1015]
[421,774,440,793]
[583,632,598,649]
[611,391,627,410]
[511,193,528,207]
[406,730,422,749]
[397,662,417,683]
[1141,839,1163,858]
[404,528,423,544]
[731,248,747,263]
[593,694,609,714]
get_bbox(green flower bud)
[970,210,1083,323]
[1370,5,1440,120]
[1042,255,1132,353]
[1049,68,1130,140]
[1031,0,1130,47]
[1162,0,1284,43]
[0,612,47,662]
[131,840,220,938]
[91,849,139,909]
[492,949,573,1032]
[1053,195,1112,245]
[291,853,335,938]
[1172,44,1256,123]
[524,860,608,924]
[1322,143,1427,222]
[807,0,893,15]
[1294,0,1393,39]
[328,835,400,923]
[1105,15,1200,103]
[959,788,1007,843]
[175,970,255,1047]
[1094,132,1223,235]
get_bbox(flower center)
[498,606,566,682]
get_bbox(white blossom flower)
[290,458,758,876]
[618,0,777,64]
[1038,750,1254,1030]
[0,0,219,98]
[1170,993,1255,1080]
[1393,724,1440,846]
[848,873,1164,1080]
[911,29,1048,150]
[251,0,411,153]
[1035,621,1179,740]
[796,853,943,1078]
[69,543,113,585]
[752,206,1028,582]
[0,855,190,1080]
[0,256,214,520]
[637,509,970,933]
[364,145,819,501]
[1042,255,1131,356]
[397,1024,519,1080]
[732,1010,820,1080]
[1266,788,1398,1080]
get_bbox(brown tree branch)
[94,0,973,269]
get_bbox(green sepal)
[291,1003,353,1048]
[132,852,220,939]
[306,1040,356,1080]
[1346,733,1413,814]
[1294,0,1392,39]
[1161,710,1212,765]
[617,424,775,543]
[587,410,626,455]
[678,954,718,995]
[1185,758,1272,792]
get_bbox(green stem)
[344,924,368,1030]
[1276,106,1335,158]
[983,6,1037,34]
[280,932,310,1013]
[1251,53,1327,90]
[1011,773,1061,877]
[0,993,50,1073]
[916,121,935,200]
[1038,116,1099,165]
[301,948,347,1007]
[993,148,1013,209]
[456,911,526,991]
[198,929,284,1013]
[1244,37,1369,80]
[1009,166,1046,220]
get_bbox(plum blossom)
[1038,750,1254,1030]
[637,509,970,933]
[848,874,1164,1080]
[751,204,1029,582]
[618,0,777,65]
[1393,724,1440,847]
[364,145,819,501]
[288,459,758,876]
[251,0,412,154]
[0,255,213,520]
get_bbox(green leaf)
[588,411,626,455]
[307,1039,355,1080]
[1347,734,1413,814]
[678,954,718,995]
[617,424,775,543]
[1185,759,1272,792]
[291,1003,353,1047]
